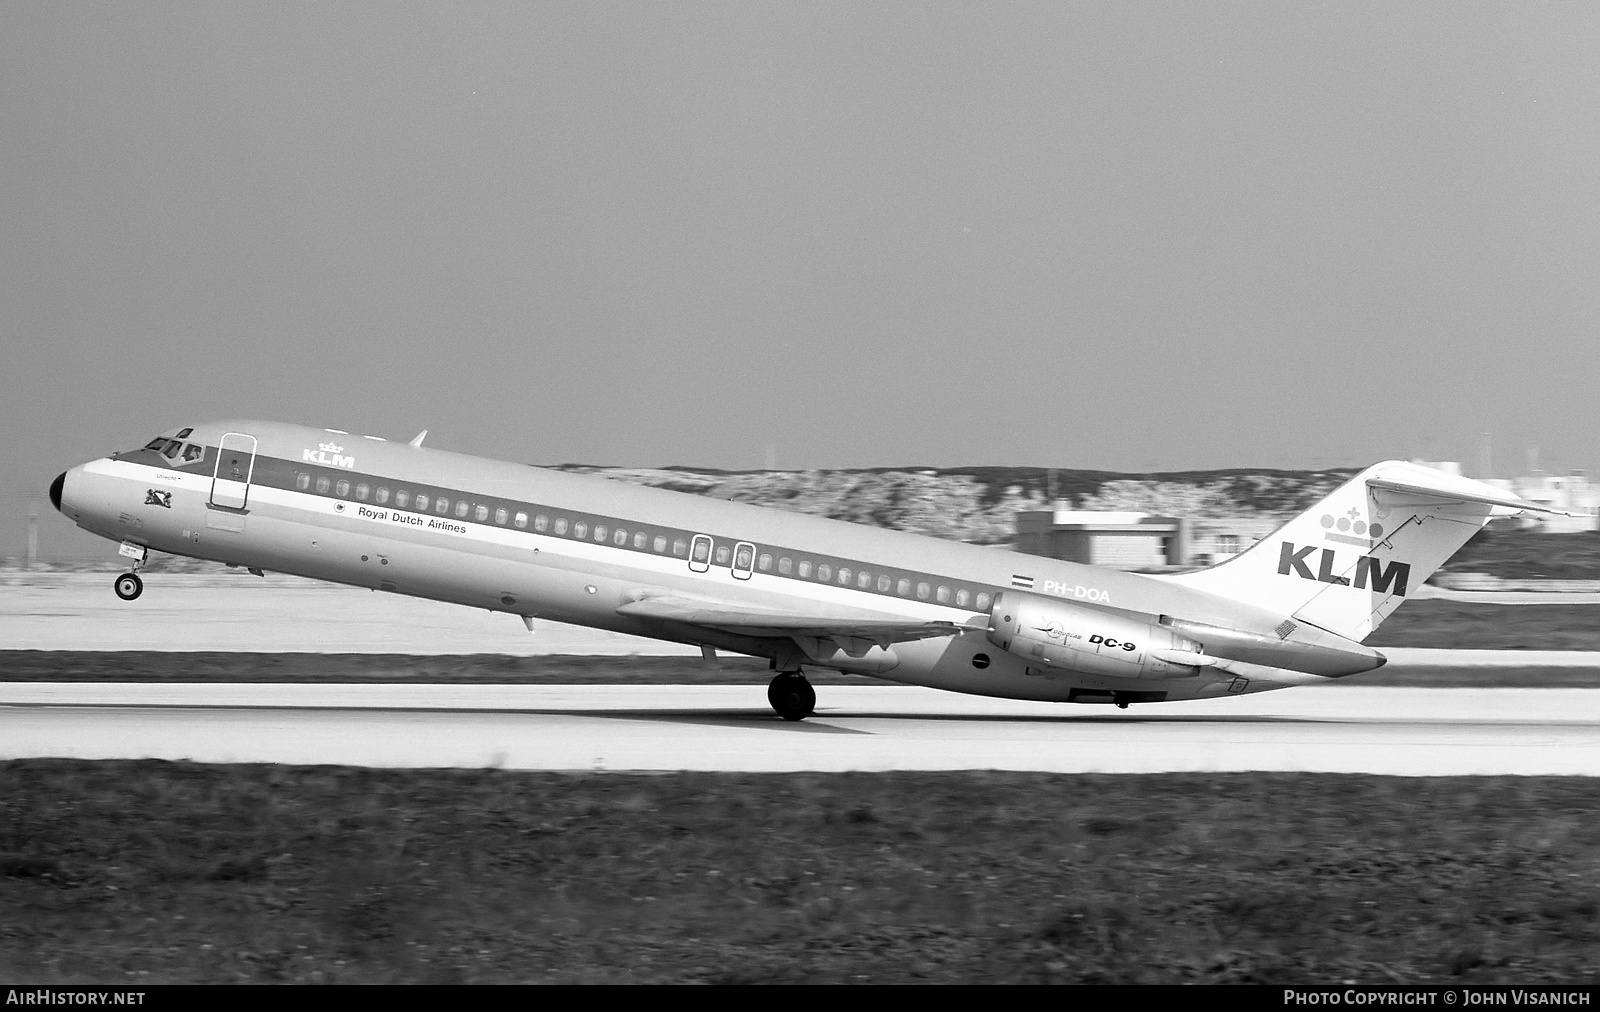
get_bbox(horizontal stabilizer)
[1366,477,1574,515]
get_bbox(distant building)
[1487,473,1600,532]
[1015,507,1279,570]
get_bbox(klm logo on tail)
[1278,542,1411,597]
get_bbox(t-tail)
[1161,461,1562,642]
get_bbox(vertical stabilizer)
[1161,462,1551,641]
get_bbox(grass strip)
[2,762,1597,984]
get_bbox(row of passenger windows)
[754,555,992,608]
[292,471,992,610]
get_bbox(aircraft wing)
[615,595,977,649]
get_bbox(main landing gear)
[767,671,815,722]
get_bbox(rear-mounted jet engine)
[986,591,1212,679]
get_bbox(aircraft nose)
[49,471,66,513]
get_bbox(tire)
[767,673,816,722]
[113,573,143,601]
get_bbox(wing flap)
[615,595,976,644]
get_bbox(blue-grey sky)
[6,3,1599,558]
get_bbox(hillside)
[558,465,1359,546]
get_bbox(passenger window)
[335,480,350,498]
[714,545,731,565]
[376,487,390,504]
[615,529,629,546]
[495,508,508,525]
[798,561,813,579]
[514,512,527,528]
[758,554,772,572]
[436,498,450,515]
[532,514,546,531]
[593,525,607,542]
[779,558,793,575]
[878,575,892,592]
[456,501,470,519]
[654,535,667,552]
[917,583,931,600]
[633,532,647,549]
[296,473,311,491]
[956,589,970,607]
[395,491,410,508]
[673,538,687,557]
[573,521,587,539]
[976,593,992,611]
[316,476,331,494]
[355,484,370,501]
[897,578,911,596]
[936,586,951,604]
[554,518,569,535]
[816,564,832,582]
[837,567,851,586]
[415,494,430,511]
[858,572,872,590]
[475,505,489,522]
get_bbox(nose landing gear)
[114,540,147,601]
[767,671,816,722]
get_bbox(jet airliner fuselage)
[50,420,1548,719]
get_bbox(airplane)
[48,420,1562,720]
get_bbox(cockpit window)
[134,433,205,464]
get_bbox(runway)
[3,684,1598,775]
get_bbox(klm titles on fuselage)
[1278,542,1410,597]
[303,442,356,469]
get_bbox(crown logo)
[1320,509,1384,546]
[1320,511,1383,539]
[318,442,344,454]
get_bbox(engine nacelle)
[986,591,1207,679]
